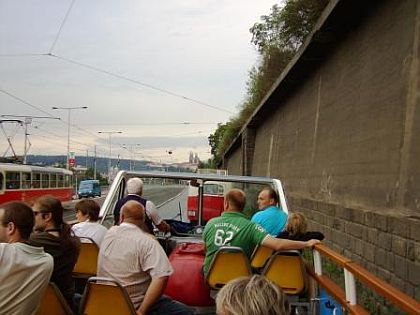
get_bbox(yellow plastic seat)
[206,246,252,290]
[36,282,73,315]
[250,245,274,270]
[80,277,137,315]
[73,237,99,278]
[262,250,306,295]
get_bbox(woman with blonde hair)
[278,212,324,241]
[216,275,290,315]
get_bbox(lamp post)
[52,106,87,169]
[98,131,122,176]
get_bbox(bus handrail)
[311,244,420,314]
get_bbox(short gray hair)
[126,178,143,195]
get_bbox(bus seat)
[206,246,252,290]
[36,282,73,315]
[250,245,274,270]
[80,277,136,315]
[262,250,306,295]
[73,237,99,278]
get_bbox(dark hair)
[33,195,75,243]
[261,187,279,204]
[0,201,34,239]
[225,189,246,211]
[75,199,100,222]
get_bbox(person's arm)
[262,235,320,251]
[137,276,168,315]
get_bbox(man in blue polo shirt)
[251,187,287,236]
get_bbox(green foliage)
[209,0,329,161]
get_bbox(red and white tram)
[0,163,73,204]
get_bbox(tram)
[0,163,73,204]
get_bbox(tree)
[209,0,329,161]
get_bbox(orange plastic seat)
[36,282,73,315]
[262,250,306,295]
[250,245,274,270]
[206,246,252,290]
[80,277,137,315]
[73,237,99,278]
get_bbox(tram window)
[64,175,71,187]
[57,174,64,187]
[42,173,49,188]
[32,173,41,188]
[22,172,31,189]
[6,172,20,189]
[0,173,4,190]
[50,174,57,188]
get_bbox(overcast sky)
[0,0,279,164]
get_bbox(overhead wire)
[48,0,76,54]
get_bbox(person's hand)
[306,239,321,248]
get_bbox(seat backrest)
[250,245,274,270]
[36,282,73,315]
[206,246,252,290]
[73,237,99,277]
[262,250,306,295]
[80,277,136,315]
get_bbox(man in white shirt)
[0,201,53,315]
[98,200,193,315]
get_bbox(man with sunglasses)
[0,201,53,315]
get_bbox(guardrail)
[310,244,420,314]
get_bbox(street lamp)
[52,106,87,169]
[98,131,122,175]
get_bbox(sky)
[0,0,279,164]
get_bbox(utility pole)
[98,131,122,181]
[1,115,60,164]
[52,106,88,169]
[93,145,97,180]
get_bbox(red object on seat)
[164,243,215,306]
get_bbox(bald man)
[97,201,193,315]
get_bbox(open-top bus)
[95,170,419,315]
[0,163,73,204]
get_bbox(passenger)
[203,189,320,275]
[251,187,287,236]
[0,201,54,315]
[71,199,108,246]
[29,195,80,311]
[216,275,290,315]
[278,212,324,241]
[98,200,194,315]
[113,177,171,234]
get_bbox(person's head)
[257,187,279,210]
[216,275,290,315]
[120,200,145,227]
[285,212,307,236]
[75,199,101,222]
[32,195,64,232]
[0,201,34,243]
[126,177,144,196]
[224,189,246,212]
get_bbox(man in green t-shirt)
[203,189,320,275]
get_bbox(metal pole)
[108,133,112,173]
[23,120,28,164]
[67,109,71,170]
[94,145,97,180]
